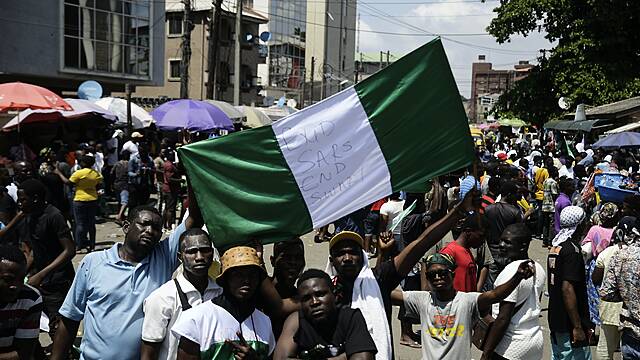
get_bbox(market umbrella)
[3,98,117,131]
[204,99,244,119]
[94,97,153,129]
[0,82,72,112]
[498,118,526,128]
[592,131,640,149]
[151,99,234,132]
[235,105,272,128]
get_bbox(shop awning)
[544,118,617,132]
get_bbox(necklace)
[431,293,456,340]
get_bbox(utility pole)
[379,51,383,71]
[300,69,306,109]
[233,0,242,105]
[125,83,132,135]
[180,0,192,99]
[386,50,390,67]
[310,56,315,104]
[320,65,326,100]
[206,0,223,99]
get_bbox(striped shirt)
[480,194,496,214]
[0,285,43,353]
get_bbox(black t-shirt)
[16,204,75,290]
[40,173,67,212]
[485,202,523,268]
[547,240,592,332]
[334,260,403,325]
[294,307,377,358]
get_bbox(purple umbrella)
[151,99,234,132]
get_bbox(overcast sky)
[355,0,553,97]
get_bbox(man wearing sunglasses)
[393,252,535,360]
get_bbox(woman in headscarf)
[581,203,619,326]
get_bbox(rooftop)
[566,96,640,119]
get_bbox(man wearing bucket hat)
[325,191,480,359]
[392,252,535,360]
[172,246,275,359]
[547,206,593,360]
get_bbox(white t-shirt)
[171,300,275,359]
[379,200,405,235]
[596,245,624,326]
[492,260,546,360]
[404,291,480,360]
[141,273,222,360]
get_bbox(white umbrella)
[3,98,117,130]
[260,105,298,121]
[94,97,153,129]
[235,106,272,128]
[203,99,244,119]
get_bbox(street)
[57,218,621,360]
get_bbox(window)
[63,0,151,77]
[168,60,181,80]
[167,12,182,35]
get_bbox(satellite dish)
[287,99,298,109]
[245,33,254,42]
[78,80,103,101]
[259,31,271,42]
[558,97,570,110]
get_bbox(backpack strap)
[174,278,192,311]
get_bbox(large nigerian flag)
[179,38,475,249]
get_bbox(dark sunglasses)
[426,269,451,281]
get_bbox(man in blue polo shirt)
[50,203,201,360]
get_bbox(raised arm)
[477,260,533,313]
[393,191,478,277]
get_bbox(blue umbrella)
[151,99,234,132]
[592,131,640,149]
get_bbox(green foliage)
[488,0,640,124]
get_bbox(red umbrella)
[0,82,72,112]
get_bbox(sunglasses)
[426,269,451,281]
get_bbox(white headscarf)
[325,252,392,360]
[552,206,586,247]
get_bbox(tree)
[487,0,640,124]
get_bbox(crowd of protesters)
[2,128,640,360]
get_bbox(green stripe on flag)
[355,38,475,192]
[178,126,313,249]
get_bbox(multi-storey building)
[469,55,533,122]
[0,0,166,95]
[134,0,268,105]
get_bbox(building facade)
[134,0,267,105]
[252,0,306,105]
[305,0,357,102]
[469,55,533,122]
[0,0,165,95]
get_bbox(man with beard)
[141,229,222,360]
[173,246,275,359]
[51,203,201,360]
[273,269,377,360]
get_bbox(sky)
[354,0,553,97]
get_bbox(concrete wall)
[0,0,165,93]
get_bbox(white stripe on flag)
[272,87,392,228]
